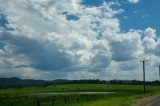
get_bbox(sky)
[0,0,160,81]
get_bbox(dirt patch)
[132,96,160,106]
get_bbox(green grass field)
[0,84,160,106]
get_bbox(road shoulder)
[132,96,160,106]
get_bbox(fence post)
[52,99,55,106]
[76,98,79,102]
[87,97,90,101]
[64,97,67,104]
[10,102,13,106]
[36,100,40,106]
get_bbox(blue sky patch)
[0,14,9,29]
[81,0,103,6]
[117,0,160,35]
[0,41,5,50]
[96,33,103,40]
[63,12,80,21]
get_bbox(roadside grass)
[68,92,159,106]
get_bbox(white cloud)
[128,0,140,4]
[0,0,159,81]
[110,31,143,62]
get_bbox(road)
[151,99,160,106]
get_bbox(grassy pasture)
[0,84,160,106]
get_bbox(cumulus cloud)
[142,28,157,53]
[110,31,143,62]
[0,0,159,80]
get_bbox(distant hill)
[0,77,159,89]
[0,77,50,88]
[0,78,108,88]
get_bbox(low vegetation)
[0,84,160,106]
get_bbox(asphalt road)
[151,99,160,106]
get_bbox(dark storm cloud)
[0,31,72,71]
